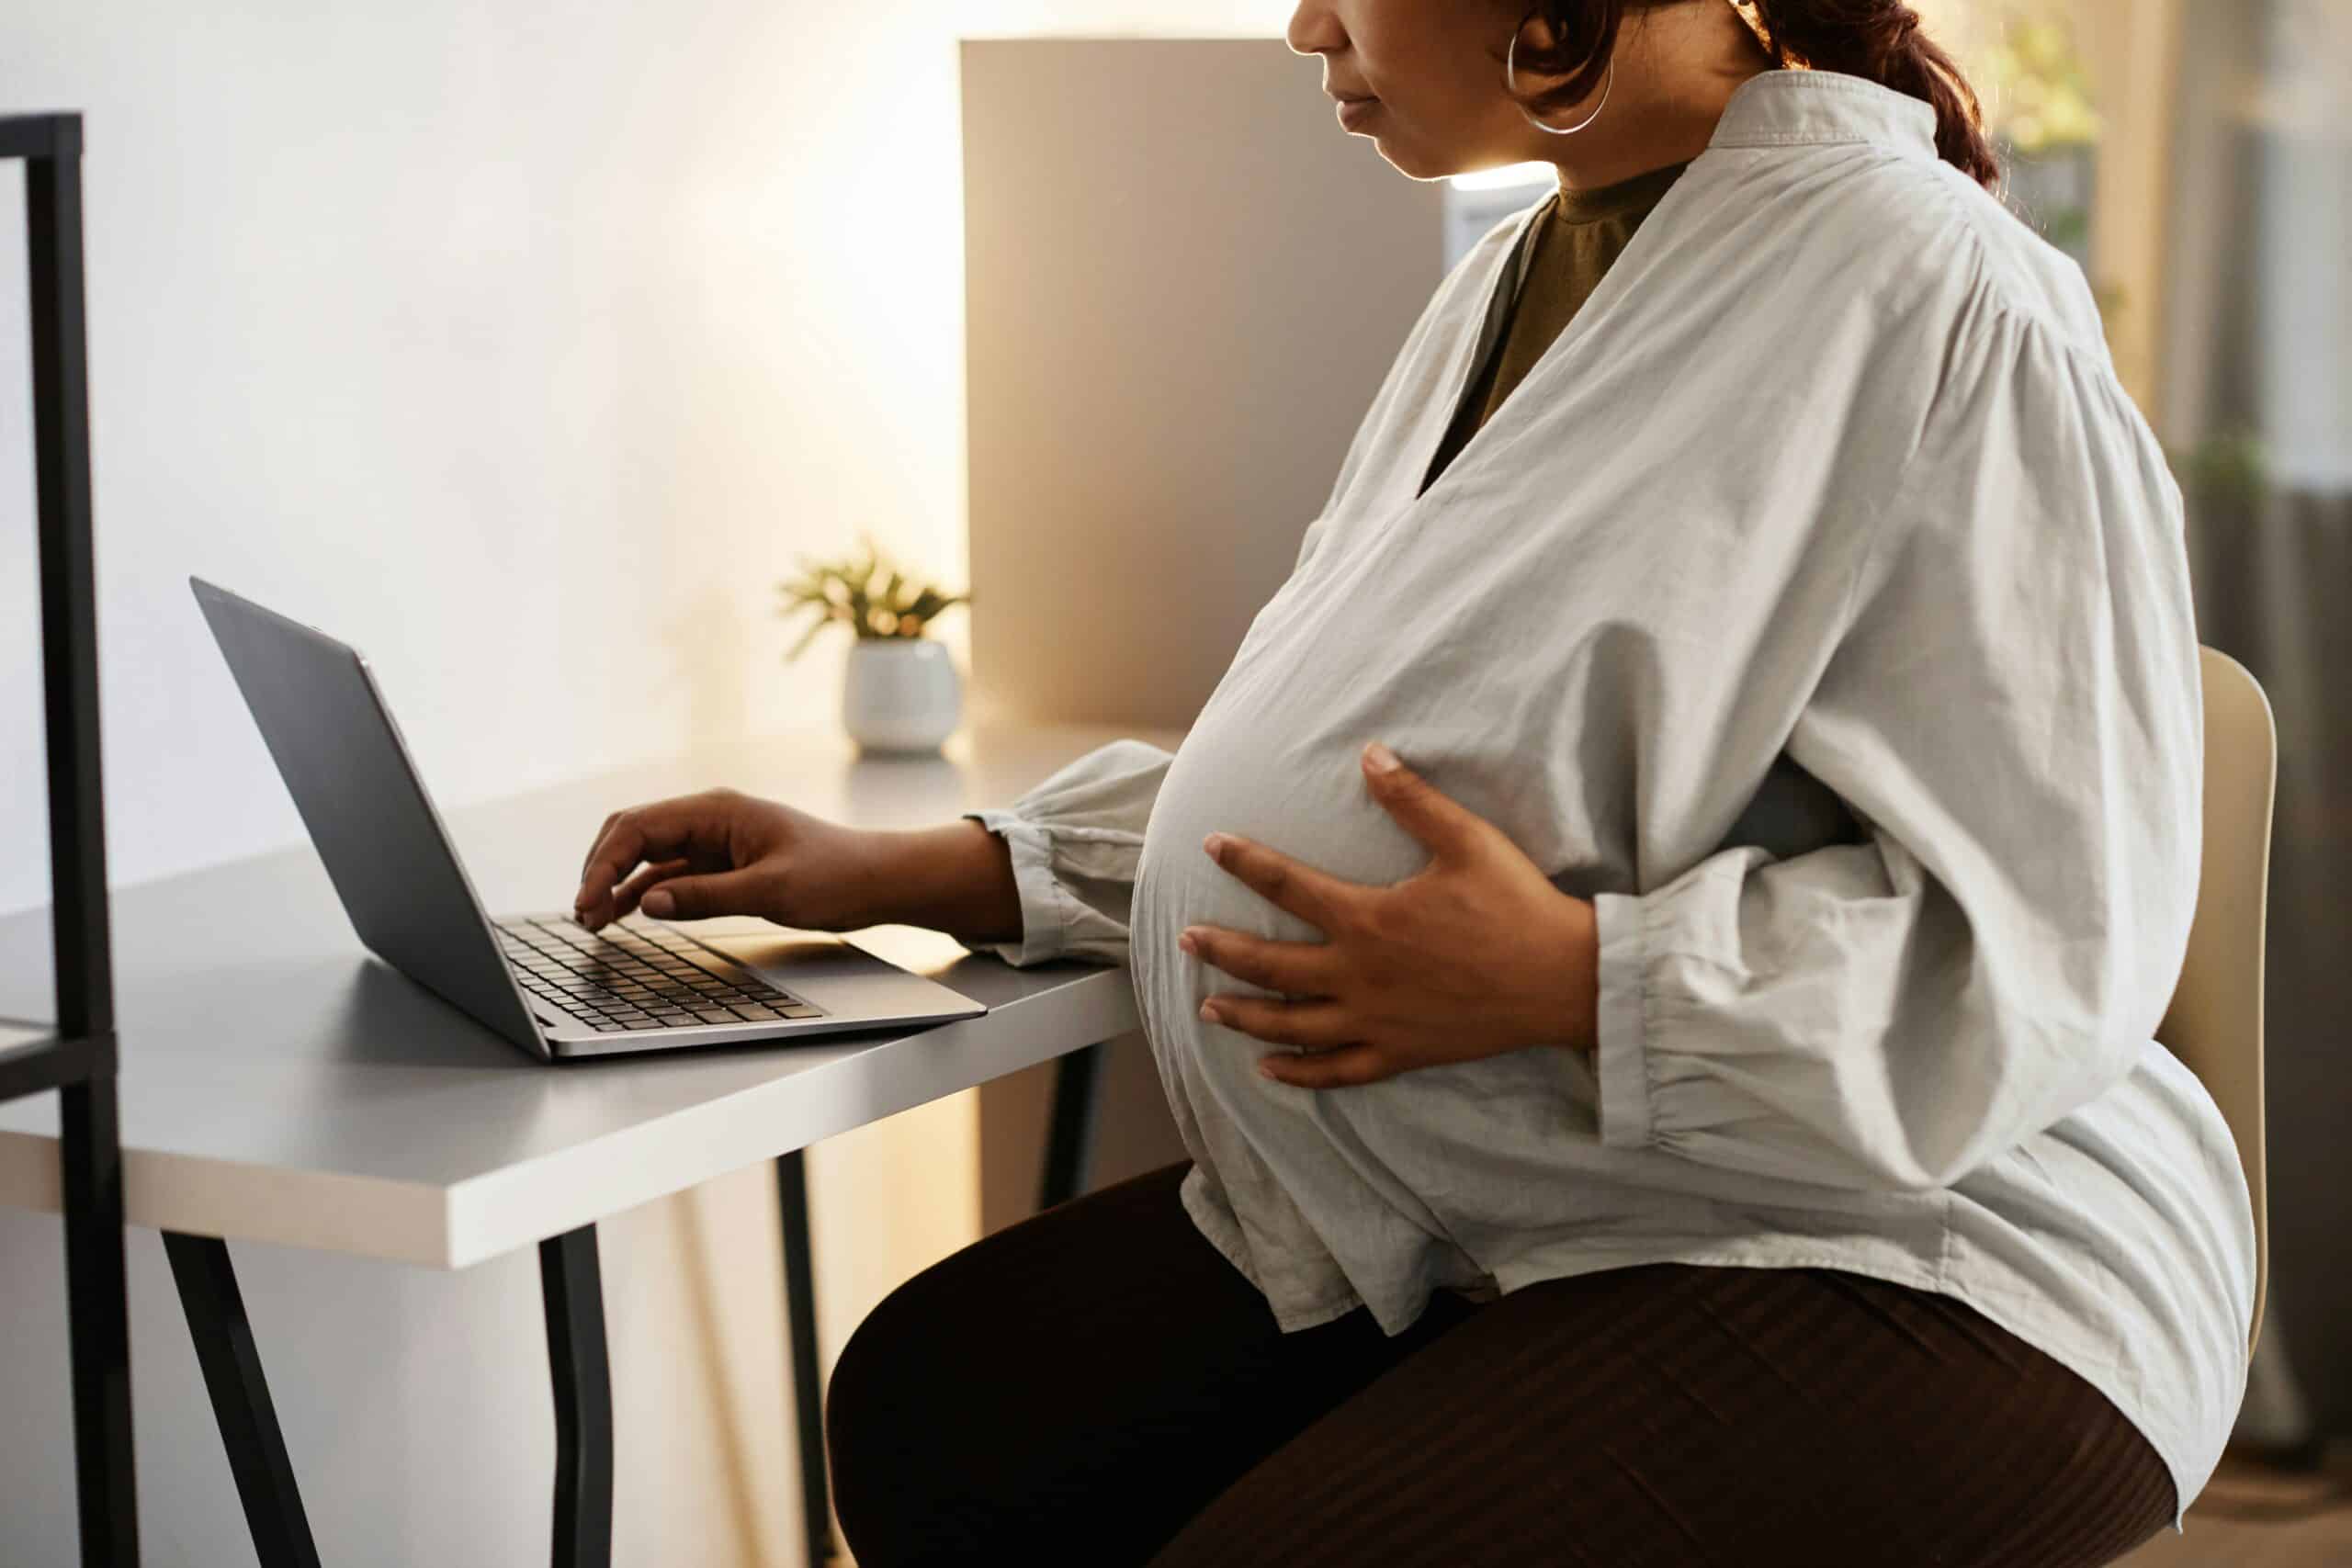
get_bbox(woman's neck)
[1541,3,1775,195]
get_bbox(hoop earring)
[1505,23,1614,136]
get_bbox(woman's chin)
[1365,134,1456,184]
[1372,138,1434,177]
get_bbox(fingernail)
[1203,832,1227,861]
[1364,740,1400,773]
[1178,930,1200,955]
[1258,1062,1278,1080]
[643,890,673,917]
[1199,1000,1222,1023]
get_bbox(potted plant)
[777,533,973,755]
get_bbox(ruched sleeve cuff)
[959,808,1081,968]
[1591,889,1657,1154]
[951,737,1172,969]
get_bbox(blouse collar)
[1705,67,1940,162]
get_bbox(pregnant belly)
[1128,543,1637,1102]
[1132,693,1452,1054]
[1129,680,1603,1298]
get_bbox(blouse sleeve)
[958,739,1175,968]
[1590,305,2206,1193]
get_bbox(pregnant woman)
[571,2,2253,1562]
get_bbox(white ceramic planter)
[842,638,963,755]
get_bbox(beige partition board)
[960,38,1449,1225]
[960,36,1445,731]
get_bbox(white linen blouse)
[960,69,2253,1532]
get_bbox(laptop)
[191,576,989,1060]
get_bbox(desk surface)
[0,720,1178,1269]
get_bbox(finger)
[1181,925,1340,995]
[640,867,773,921]
[1202,833,1360,934]
[576,818,686,926]
[580,811,619,886]
[573,812,622,921]
[1258,1043,1391,1089]
[1198,994,1353,1049]
[576,802,720,928]
[606,859,693,922]
[575,809,644,925]
[1361,741,1483,859]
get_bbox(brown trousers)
[825,1159,2177,1567]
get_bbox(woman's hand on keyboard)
[571,788,877,932]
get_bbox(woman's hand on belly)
[1179,739,1599,1089]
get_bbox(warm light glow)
[1449,162,1558,192]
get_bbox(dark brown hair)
[1506,0,2002,191]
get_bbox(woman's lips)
[1338,96,1380,130]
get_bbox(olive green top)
[1422,159,1691,494]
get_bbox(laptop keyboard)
[495,914,826,1033]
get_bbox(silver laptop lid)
[191,576,548,1056]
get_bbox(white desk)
[0,718,1181,1568]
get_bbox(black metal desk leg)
[775,1041,1113,1567]
[540,1224,613,1568]
[1038,1042,1106,1212]
[162,1233,320,1568]
[60,1074,137,1567]
[776,1148,832,1565]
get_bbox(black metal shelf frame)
[4,109,141,1568]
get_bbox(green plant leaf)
[785,614,832,662]
[774,536,970,649]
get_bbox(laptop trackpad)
[673,918,988,1020]
[680,921,893,985]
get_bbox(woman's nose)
[1285,0,1344,60]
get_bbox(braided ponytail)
[1505,1,2001,192]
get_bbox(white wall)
[0,0,1298,920]
[0,0,989,916]
[0,2,1305,1562]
